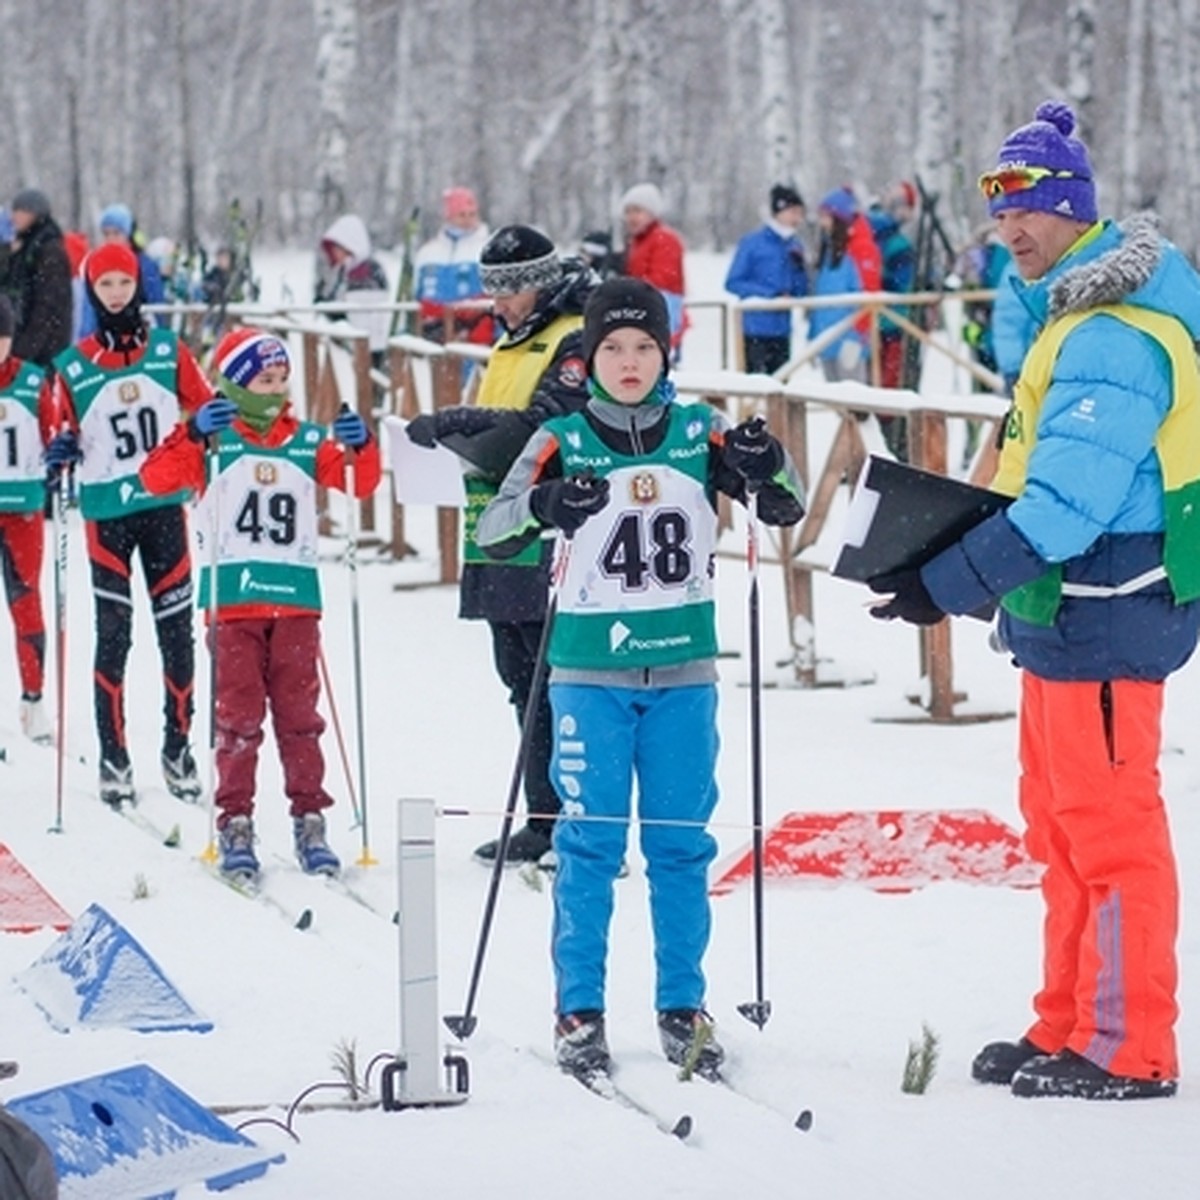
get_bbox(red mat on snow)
[709,809,1042,896]
[0,844,72,932]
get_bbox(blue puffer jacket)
[991,259,1039,384]
[808,251,864,362]
[923,214,1200,681]
[725,222,808,338]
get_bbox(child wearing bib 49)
[477,278,805,1084]
[140,328,381,881]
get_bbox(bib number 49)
[600,509,692,589]
[234,489,297,545]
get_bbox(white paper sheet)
[383,415,467,507]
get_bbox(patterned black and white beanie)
[479,225,562,296]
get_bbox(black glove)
[530,471,611,535]
[406,406,498,449]
[867,568,946,626]
[725,417,784,486]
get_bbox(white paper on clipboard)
[383,415,467,507]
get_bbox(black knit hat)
[582,276,671,370]
[11,189,50,219]
[770,183,804,214]
[0,295,13,339]
[479,225,561,296]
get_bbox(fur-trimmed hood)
[1013,213,1200,340]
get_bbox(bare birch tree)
[313,0,358,223]
[914,0,960,238]
[1065,1,1096,144]
[1120,0,1148,214]
[756,0,795,186]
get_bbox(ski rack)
[380,798,469,1111]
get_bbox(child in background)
[46,242,212,805]
[140,328,381,881]
[0,295,56,742]
[476,277,805,1084]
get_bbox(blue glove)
[44,430,82,470]
[333,409,369,448]
[189,396,238,439]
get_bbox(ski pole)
[736,486,771,1029]
[445,534,571,1041]
[339,407,376,866]
[49,464,71,835]
[317,644,361,827]
[201,437,222,863]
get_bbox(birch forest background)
[3,0,1195,257]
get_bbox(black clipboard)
[832,455,1012,583]
[440,412,536,483]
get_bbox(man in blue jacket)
[871,101,1200,1101]
[724,184,808,375]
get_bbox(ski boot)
[162,745,202,802]
[219,815,260,881]
[19,694,53,746]
[554,1011,611,1086]
[293,812,341,876]
[98,757,135,808]
[658,1009,725,1081]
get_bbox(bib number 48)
[600,509,692,589]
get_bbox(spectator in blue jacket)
[724,184,808,375]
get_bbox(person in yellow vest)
[406,225,597,864]
[869,101,1200,1101]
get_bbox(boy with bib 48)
[140,328,381,881]
[476,278,805,1084]
[45,242,213,804]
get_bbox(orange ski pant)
[1018,672,1178,1082]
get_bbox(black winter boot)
[473,824,552,865]
[1011,1049,1177,1100]
[971,1037,1046,1085]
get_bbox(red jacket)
[846,214,882,338]
[140,408,382,621]
[624,220,686,297]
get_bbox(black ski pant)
[488,618,558,835]
[87,505,194,768]
[743,335,791,376]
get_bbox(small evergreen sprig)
[901,1023,940,1094]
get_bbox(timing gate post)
[380,798,469,1110]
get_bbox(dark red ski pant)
[1019,673,1178,1082]
[0,512,45,696]
[211,616,333,824]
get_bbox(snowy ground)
[1,254,1199,1197]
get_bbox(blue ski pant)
[549,682,719,1016]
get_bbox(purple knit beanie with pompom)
[987,100,1097,222]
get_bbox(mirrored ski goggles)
[978,165,1090,198]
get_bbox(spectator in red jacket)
[820,186,881,347]
[620,183,686,360]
